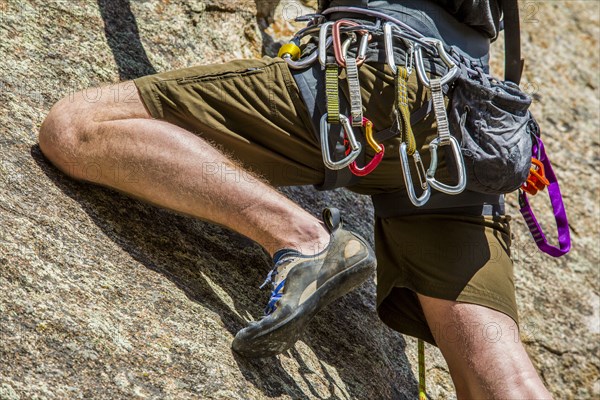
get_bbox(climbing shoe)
[232,207,375,358]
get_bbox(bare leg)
[39,82,330,256]
[418,294,552,399]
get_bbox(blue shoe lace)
[260,251,298,316]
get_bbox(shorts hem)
[134,76,165,119]
[377,282,519,346]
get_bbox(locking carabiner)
[281,37,332,70]
[320,113,362,170]
[414,38,460,88]
[425,135,467,195]
[278,41,301,61]
[349,118,384,176]
[400,142,431,207]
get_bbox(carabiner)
[414,38,460,88]
[400,142,431,207]
[341,34,369,66]
[320,113,362,170]
[278,42,301,61]
[332,20,369,67]
[384,22,416,75]
[319,22,335,68]
[384,22,398,74]
[405,45,414,75]
[283,37,332,70]
[425,136,467,195]
[521,158,550,195]
[349,118,384,176]
[350,150,384,176]
[363,118,383,153]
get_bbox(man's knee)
[39,94,87,179]
[39,81,148,179]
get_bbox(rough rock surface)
[0,0,598,399]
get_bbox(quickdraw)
[393,64,430,206]
[414,39,466,196]
[425,76,467,195]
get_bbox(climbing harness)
[281,4,570,396]
[279,2,569,250]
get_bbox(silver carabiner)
[339,31,369,67]
[384,22,415,75]
[414,38,460,88]
[426,136,467,195]
[384,22,397,74]
[320,113,362,170]
[283,37,332,70]
[341,35,356,57]
[357,30,370,64]
[319,22,335,68]
[405,44,414,75]
[400,143,431,207]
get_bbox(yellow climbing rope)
[419,339,426,400]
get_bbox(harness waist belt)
[372,190,504,218]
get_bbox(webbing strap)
[395,67,416,155]
[372,190,504,218]
[430,78,451,144]
[346,56,363,126]
[326,64,340,123]
[518,140,571,257]
[503,0,524,84]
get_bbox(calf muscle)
[418,294,552,399]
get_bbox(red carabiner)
[332,20,369,68]
[349,149,385,176]
[348,118,384,176]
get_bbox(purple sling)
[519,138,571,257]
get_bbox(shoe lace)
[259,257,294,315]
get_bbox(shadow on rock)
[32,145,416,399]
[97,0,157,80]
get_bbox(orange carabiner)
[521,158,550,195]
[349,118,385,176]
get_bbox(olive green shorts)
[134,57,517,345]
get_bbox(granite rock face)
[0,0,598,399]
